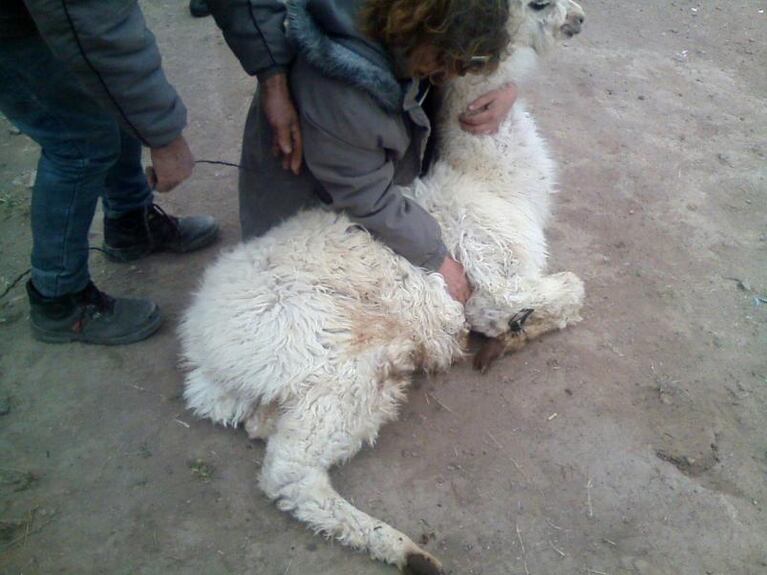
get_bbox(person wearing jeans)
[0,1,218,345]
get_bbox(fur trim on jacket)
[287,0,403,112]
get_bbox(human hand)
[261,73,303,175]
[459,83,518,135]
[147,134,195,193]
[438,256,472,305]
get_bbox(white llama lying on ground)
[179,1,585,573]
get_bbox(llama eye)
[528,1,550,10]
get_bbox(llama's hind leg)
[244,401,279,440]
[183,368,251,427]
[259,378,443,574]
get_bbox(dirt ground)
[1,1,766,574]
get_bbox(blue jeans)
[0,35,153,298]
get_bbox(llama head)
[492,0,584,82]
[512,0,585,50]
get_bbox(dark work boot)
[189,0,211,17]
[27,281,162,345]
[102,204,219,263]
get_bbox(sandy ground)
[1,1,766,574]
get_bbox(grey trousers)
[238,89,324,241]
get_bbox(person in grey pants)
[209,0,519,305]
[0,1,219,345]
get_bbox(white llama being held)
[179,1,585,573]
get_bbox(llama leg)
[244,402,279,440]
[183,368,252,427]
[259,383,443,574]
[517,271,585,336]
[475,312,572,370]
[473,271,584,371]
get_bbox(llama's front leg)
[473,308,532,373]
[471,271,585,372]
[517,271,585,335]
[259,379,444,574]
[473,314,568,372]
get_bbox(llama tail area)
[261,446,444,574]
[259,389,445,575]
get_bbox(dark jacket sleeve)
[301,114,448,271]
[207,0,293,80]
[294,61,448,271]
[23,0,186,148]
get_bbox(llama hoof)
[473,336,507,373]
[404,552,445,575]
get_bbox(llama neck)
[440,46,538,124]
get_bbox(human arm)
[23,0,187,149]
[207,0,293,80]
[438,256,472,305]
[207,0,301,173]
[459,83,518,135]
[260,73,303,175]
[303,124,470,302]
[145,136,195,193]
[301,112,448,271]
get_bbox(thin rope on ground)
[0,269,30,300]
[195,158,262,175]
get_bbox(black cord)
[195,159,261,175]
[0,248,108,301]
[195,159,242,169]
[0,269,30,300]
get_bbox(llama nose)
[563,12,584,36]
